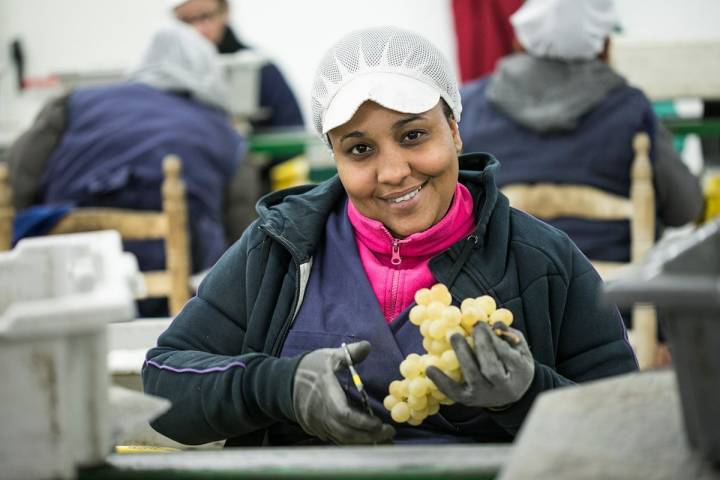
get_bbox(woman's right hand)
[292,341,396,444]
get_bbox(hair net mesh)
[311,26,461,139]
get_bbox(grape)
[383,394,400,411]
[444,326,465,343]
[407,394,428,411]
[440,349,460,371]
[426,301,445,320]
[408,377,430,397]
[422,354,441,370]
[460,298,476,313]
[409,305,428,325]
[391,402,411,423]
[430,284,452,306]
[414,288,433,306]
[430,389,447,401]
[410,407,429,420]
[399,356,423,379]
[389,379,408,399]
[428,339,448,355]
[442,305,462,325]
[476,295,497,316]
[460,309,482,333]
[489,308,513,326]
[407,416,424,426]
[428,319,449,340]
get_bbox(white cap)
[511,0,618,60]
[311,26,461,142]
[129,23,230,112]
[165,0,190,10]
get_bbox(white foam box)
[0,231,138,479]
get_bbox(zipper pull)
[391,239,401,266]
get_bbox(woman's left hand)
[426,323,534,409]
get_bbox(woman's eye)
[404,130,424,142]
[350,144,371,155]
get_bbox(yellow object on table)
[115,445,180,454]
[703,173,720,223]
[270,155,310,191]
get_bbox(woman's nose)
[377,148,412,185]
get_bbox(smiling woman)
[142,26,638,448]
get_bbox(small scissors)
[341,342,375,418]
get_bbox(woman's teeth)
[392,186,421,204]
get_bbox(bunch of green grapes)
[383,283,513,425]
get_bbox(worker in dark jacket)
[143,27,637,446]
[8,24,246,316]
[167,0,303,130]
[459,0,703,263]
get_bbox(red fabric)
[452,0,524,84]
[347,184,476,323]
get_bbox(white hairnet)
[311,26,461,144]
[165,0,190,10]
[130,23,230,112]
[511,0,619,60]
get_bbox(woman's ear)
[450,119,463,154]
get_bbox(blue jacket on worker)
[459,54,702,263]
[40,83,245,273]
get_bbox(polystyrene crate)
[0,231,138,479]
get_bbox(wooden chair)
[502,133,658,369]
[0,155,191,316]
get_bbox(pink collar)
[347,183,475,259]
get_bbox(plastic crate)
[0,231,138,479]
[605,220,720,465]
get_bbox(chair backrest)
[501,132,658,369]
[0,164,13,252]
[0,155,191,316]
[502,132,654,279]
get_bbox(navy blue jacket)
[460,78,656,262]
[142,153,637,446]
[41,83,246,273]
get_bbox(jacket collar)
[256,152,511,286]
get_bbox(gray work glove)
[292,340,396,444]
[426,323,535,409]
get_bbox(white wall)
[0,0,457,130]
[615,0,720,42]
[1,0,719,132]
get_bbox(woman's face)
[174,0,229,46]
[328,101,462,239]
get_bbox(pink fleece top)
[347,183,476,323]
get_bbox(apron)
[278,201,512,444]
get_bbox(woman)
[167,0,303,130]
[143,27,637,446]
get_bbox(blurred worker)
[459,0,703,263]
[167,0,303,131]
[7,24,246,316]
[142,27,637,446]
[167,0,305,239]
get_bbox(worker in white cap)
[7,24,246,316]
[166,0,302,131]
[459,0,702,368]
[143,26,637,446]
[460,0,702,266]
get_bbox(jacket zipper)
[388,238,401,319]
[259,224,304,356]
